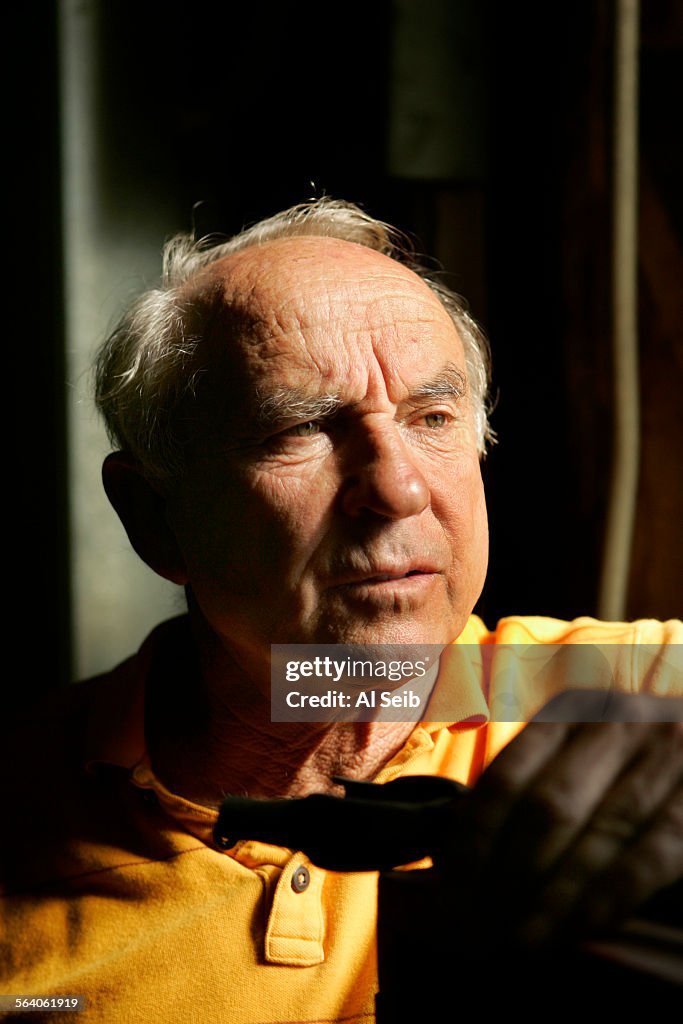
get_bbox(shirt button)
[291,864,310,893]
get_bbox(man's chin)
[297,613,462,649]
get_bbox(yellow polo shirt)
[0,614,680,1023]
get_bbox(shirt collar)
[421,635,490,733]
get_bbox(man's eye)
[423,413,448,429]
[287,421,321,437]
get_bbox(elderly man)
[1,199,681,1022]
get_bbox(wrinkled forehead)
[187,237,466,416]
[203,235,445,312]
[179,239,466,448]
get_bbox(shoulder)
[0,619,190,896]
[487,614,683,645]
[0,675,104,790]
[482,615,683,711]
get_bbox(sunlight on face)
[167,238,489,676]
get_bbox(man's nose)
[340,426,430,520]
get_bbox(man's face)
[166,237,488,676]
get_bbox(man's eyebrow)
[253,363,467,432]
[255,389,343,432]
[408,363,468,401]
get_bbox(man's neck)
[144,614,417,806]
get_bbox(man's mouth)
[363,570,426,583]
[334,566,439,589]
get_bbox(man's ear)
[102,452,189,586]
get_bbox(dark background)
[12,0,682,699]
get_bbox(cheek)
[467,475,488,539]
[440,466,488,569]
[465,485,489,595]
[166,479,251,584]
[168,470,331,587]
[246,471,333,560]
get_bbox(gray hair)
[94,197,494,484]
